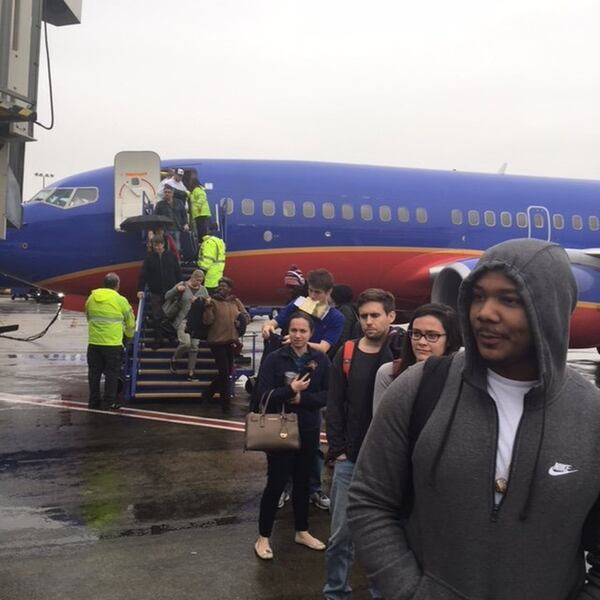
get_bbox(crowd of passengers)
[138,215,462,596]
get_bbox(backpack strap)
[399,353,453,519]
[407,354,454,451]
[342,340,355,377]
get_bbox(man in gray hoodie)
[348,238,600,600]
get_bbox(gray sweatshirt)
[348,239,600,600]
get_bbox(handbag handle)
[259,389,287,416]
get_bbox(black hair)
[331,284,354,306]
[398,302,461,375]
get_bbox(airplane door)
[114,151,161,230]
[526,205,551,241]
[217,197,233,245]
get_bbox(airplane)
[1,154,600,348]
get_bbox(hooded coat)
[347,239,600,600]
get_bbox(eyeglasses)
[407,330,447,343]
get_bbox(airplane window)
[451,209,463,225]
[589,216,599,231]
[516,212,528,228]
[534,214,544,228]
[416,208,427,223]
[397,207,409,222]
[223,197,234,215]
[553,214,564,229]
[27,188,55,203]
[484,211,496,227]
[283,200,295,217]
[303,202,316,218]
[572,215,583,230]
[323,202,335,219]
[500,211,512,227]
[468,210,480,226]
[241,198,255,216]
[69,187,98,208]
[262,199,275,217]
[342,204,354,220]
[42,188,74,208]
[379,205,391,222]
[361,205,373,221]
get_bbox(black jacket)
[256,346,330,431]
[154,198,188,231]
[137,251,182,295]
[326,339,393,461]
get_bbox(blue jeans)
[324,459,381,600]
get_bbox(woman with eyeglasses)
[372,303,461,413]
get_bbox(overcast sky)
[23,0,600,198]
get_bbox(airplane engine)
[431,255,600,349]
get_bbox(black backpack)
[399,353,453,518]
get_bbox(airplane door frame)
[216,197,232,245]
[526,205,551,241]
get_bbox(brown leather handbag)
[244,390,300,452]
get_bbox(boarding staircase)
[124,263,256,402]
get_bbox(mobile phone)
[298,364,315,379]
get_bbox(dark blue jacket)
[256,346,330,432]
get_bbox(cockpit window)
[27,187,98,209]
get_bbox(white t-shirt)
[486,369,537,504]
[158,177,189,196]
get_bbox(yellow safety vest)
[198,235,226,287]
[85,288,135,346]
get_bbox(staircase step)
[137,379,211,388]
[133,392,216,400]
[139,369,217,376]
[139,357,215,365]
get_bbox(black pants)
[194,216,210,240]
[87,345,122,408]
[149,293,164,345]
[205,343,234,404]
[258,427,320,537]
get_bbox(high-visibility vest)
[198,235,226,287]
[85,288,135,346]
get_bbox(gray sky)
[24,0,600,198]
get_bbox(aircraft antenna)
[498,162,508,175]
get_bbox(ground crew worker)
[85,272,135,410]
[188,175,212,241]
[198,222,226,294]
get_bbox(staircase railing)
[129,291,146,399]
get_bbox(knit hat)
[284,265,305,289]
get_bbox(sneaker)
[277,491,290,509]
[310,491,330,511]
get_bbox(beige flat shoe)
[254,540,273,560]
[294,532,326,551]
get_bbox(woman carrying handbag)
[254,312,330,560]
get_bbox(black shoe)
[110,403,121,410]
[88,402,100,410]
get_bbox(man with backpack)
[324,288,396,600]
[348,239,600,600]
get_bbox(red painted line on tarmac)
[0,393,329,443]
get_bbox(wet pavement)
[0,298,355,600]
[1,297,599,600]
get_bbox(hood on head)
[457,238,577,392]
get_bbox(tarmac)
[1,297,599,600]
[0,298,356,600]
